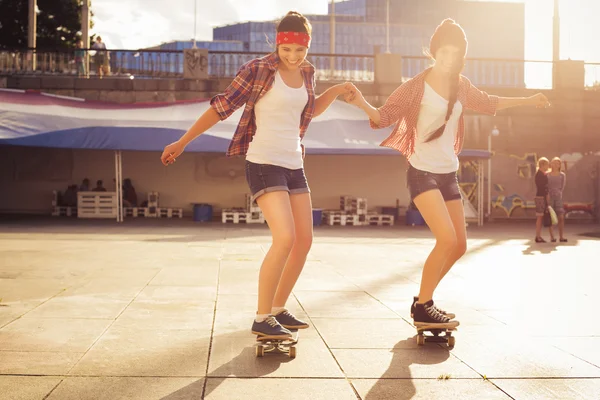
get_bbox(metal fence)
[1,48,598,90]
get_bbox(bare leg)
[413,190,458,304]
[272,193,313,308]
[255,191,295,315]
[558,214,565,240]
[535,215,544,239]
[433,199,467,291]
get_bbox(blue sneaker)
[252,316,292,339]
[274,309,309,329]
[411,296,456,320]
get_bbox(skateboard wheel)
[256,345,264,357]
[448,336,455,348]
[289,346,297,359]
[416,334,425,346]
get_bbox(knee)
[454,238,467,258]
[294,232,313,254]
[436,233,457,251]
[272,230,296,253]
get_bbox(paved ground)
[0,217,599,400]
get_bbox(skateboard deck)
[416,326,456,348]
[255,329,299,358]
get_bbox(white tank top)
[246,70,309,170]
[408,82,463,174]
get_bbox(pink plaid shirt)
[371,67,499,157]
[210,53,316,157]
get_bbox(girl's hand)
[160,141,186,166]
[529,93,550,108]
[343,82,365,106]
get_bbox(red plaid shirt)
[210,53,316,157]
[371,67,499,157]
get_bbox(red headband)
[276,31,311,47]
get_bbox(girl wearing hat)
[161,11,351,339]
[345,19,550,329]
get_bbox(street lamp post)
[28,0,37,71]
[192,0,197,49]
[488,125,500,219]
[385,0,390,53]
[329,0,336,77]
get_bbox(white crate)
[340,196,368,214]
[245,211,265,224]
[222,209,247,224]
[158,207,183,218]
[148,191,159,207]
[222,209,264,224]
[77,192,118,219]
[323,210,345,217]
[366,214,395,226]
[124,207,147,217]
[324,213,359,226]
[245,194,261,213]
[52,206,76,217]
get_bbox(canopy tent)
[0,89,491,224]
[0,89,394,154]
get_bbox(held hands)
[160,140,186,166]
[339,82,365,107]
[529,93,550,109]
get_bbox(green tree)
[0,0,94,50]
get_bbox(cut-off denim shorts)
[245,161,310,202]
[406,164,462,202]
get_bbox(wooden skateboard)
[255,329,299,358]
[416,326,456,348]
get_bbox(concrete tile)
[548,337,600,368]
[450,329,600,378]
[0,351,82,375]
[491,378,600,400]
[204,378,357,400]
[111,300,215,330]
[0,376,63,400]
[0,278,66,303]
[136,285,217,302]
[294,291,399,319]
[0,318,112,352]
[59,279,147,300]
[148,266,219,287]
[352,379,512,400]
[312,317,416,349]
[22,295,130,319]
[207,336,343,378]
[46,377,205,400]
[69,327,210,376]
[332,347,480,379]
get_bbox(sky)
[90,0,599,63]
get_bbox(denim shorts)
[407,164,462,202]
[245,161,310,201]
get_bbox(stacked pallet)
[51,190,76,217]
[221,194,265,224]
[322,196,394,226]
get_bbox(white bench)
[77,192,118,219]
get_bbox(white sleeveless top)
[408,82,463,174]
[246,70,309,170]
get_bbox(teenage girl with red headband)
[161,11,350,339]
[345,19,550,330]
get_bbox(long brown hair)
[425,19,467,143]
[276,11,312,35]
